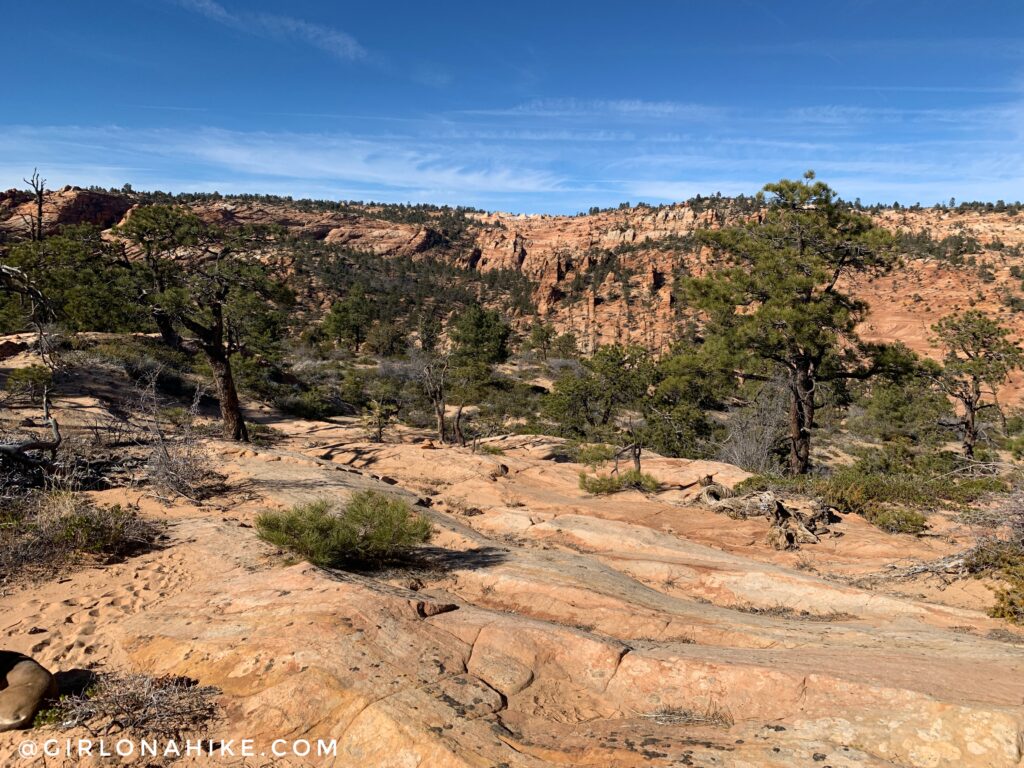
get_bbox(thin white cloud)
[3,91,1024,212]
[175,0,365,61]
[467,98,724,121]
[0,125,562,203]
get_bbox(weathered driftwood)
[852,554,969,587]
[698,483,833,550]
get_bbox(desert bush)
[246,422,285,446]
[256,491,434,567]
[863,507,928,534]
[620,468,660,492]
[967,538,1024,623]
[738,444,1009,534]
[277,387,347,420]
[38,673,219,740]
[989,584,1024,624]
[814,471,932,518]
[715,379,789,474]
[737,471,930,534]
[965,498,1024,623]
[638,702,733,727]
[4,365,53,404]
[137,381,216,499]
[578,472,624,494]
[575,443,616,468]
[578,469,659,495]
[147,436,211,499]
[86,339,196,397]
[0,493,161,584]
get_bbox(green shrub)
[256,491,434,567]
[246,423,284,446]
[575,443,616,468]
[966,539,1024,576]
[87,339,195,397]
[943,476,1009,504]
[578,469,659,495]
[965,537,1024,624]
[158,406,194,427]
[0,494,161,583]
[989,580,1024,624]
[815,470,931,517]
[737,445,1010,535]
[579,472,624,495]
[277,387,346,420]
[5,365,53,403]
[477,444,505,456]
[863,507,928,534]
[619,468,660,492]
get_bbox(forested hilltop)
[5,174,1024,360]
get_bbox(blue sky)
[1,1,1023,212]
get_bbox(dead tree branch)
[0,387,61,465]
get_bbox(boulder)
[0,651,57,731]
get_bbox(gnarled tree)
[681,172,898,475]
[21,169,45,242]
[115,206,291,442]
[931,310,1023,458]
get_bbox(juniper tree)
[681,172,898,475]
[0,226,147,333]
[525,321,555,360]
[116,206,205,349]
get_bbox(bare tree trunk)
[787,367,814,475]
[434,401,446,444]
[453,403,465,446]
[24,170,45,242]
[153,309,182,350]
[631,443,641,473]
[34,189,43,242]
[207,352,249,442]
[963,401,977,459]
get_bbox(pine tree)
[681,172,898,474]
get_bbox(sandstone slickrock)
[1,419,1017,767]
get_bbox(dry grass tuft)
[0,491,162,585]
[637,702,734,727]
[38,673,220,740]
[726,603,856,622]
